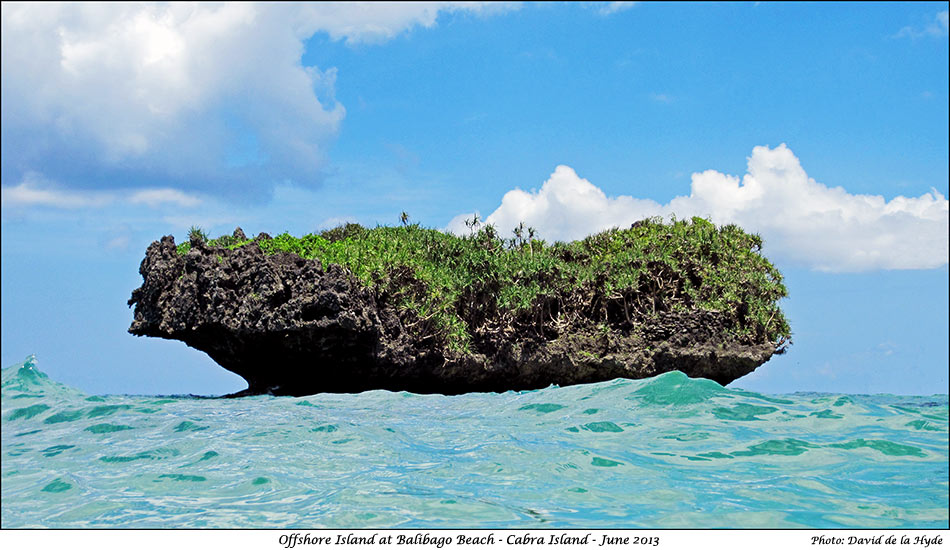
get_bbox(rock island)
[128,218,790,396]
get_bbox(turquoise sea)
[2,355,947,529]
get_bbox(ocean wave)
[2,356,947,528]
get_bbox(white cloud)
[294,2,519,45]
[447,165,666,241]
[1,172,202,210]
[0,174,114,209]
[448,145,949,272]
[128,189,202,208]
[894,10,949,39]
[0,2,515,198]
[598,2,637,16]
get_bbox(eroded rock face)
[128,230,777,396]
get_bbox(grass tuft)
[178,217,791,352]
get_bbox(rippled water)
[2,355,947,528]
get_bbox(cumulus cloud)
[294,2,519,45]
[447,165,666,242]
[447,145,949,272]
[0,2,513,200]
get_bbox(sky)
[2,2,948,397]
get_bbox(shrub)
[180,217,791,352]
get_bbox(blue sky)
[2,2,948,396]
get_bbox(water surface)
[2,356,947,528]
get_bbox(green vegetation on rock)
[177,217,791,353]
